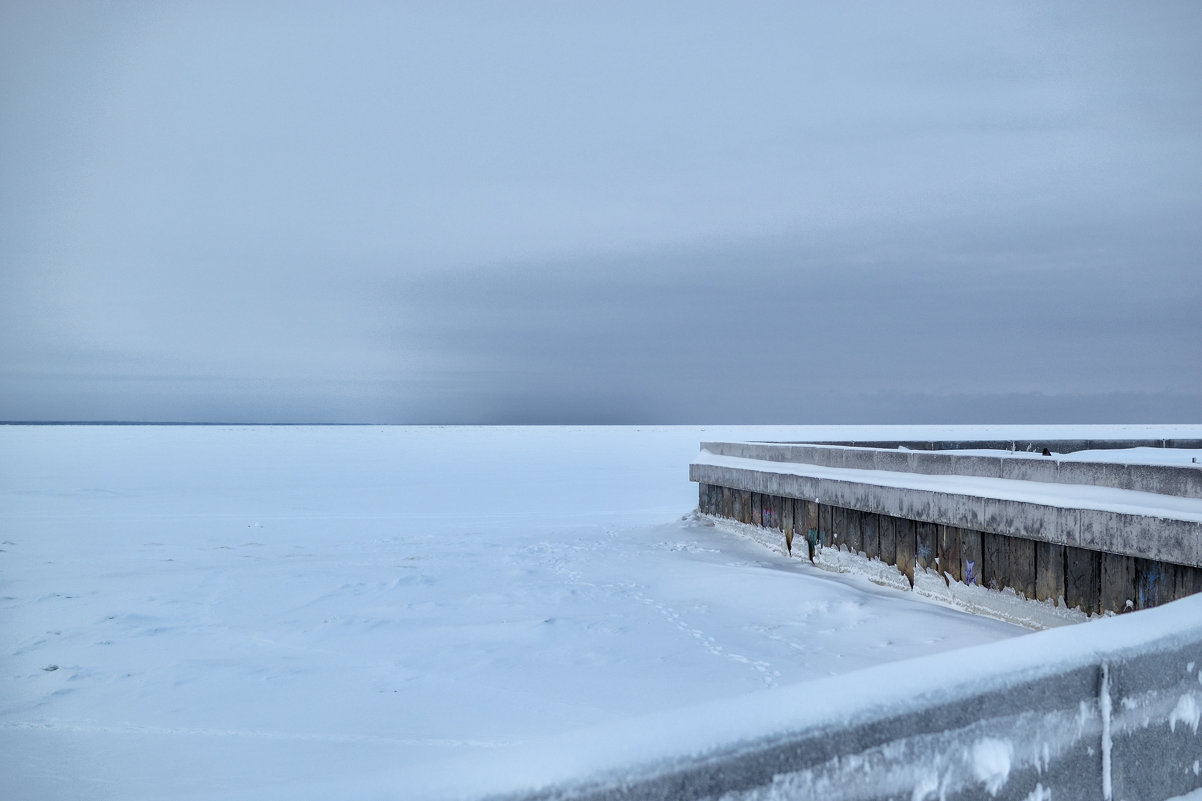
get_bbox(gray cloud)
[2,1,1200,423]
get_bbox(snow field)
[3,424,1192,799]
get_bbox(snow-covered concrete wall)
[691,440,1202,615]
[496,594,1202,801]
[701,441,1202,500]
[774,437,1202,455]
[690,463,1202,571]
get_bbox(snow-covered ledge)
[690,440,1202,616]
[690,446,1202,568]
[478,593,1202,801]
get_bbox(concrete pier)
[691,440,1202,614]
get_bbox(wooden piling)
[1065,546,1100,615]
[879,514,898,566]
[1035,541,1066,605]
[960,528,983,587]
[783,498,795,554]
[1010,537,1036,599]
[861,511,880,561]
[938,524,961,584]
[982,531,1009,591]
[846,508,864,555]
[803,500,819,548]
[816,503,829,550]
[1100,552,1136,613]
[1175,564,1202,603]
[895,517,916,587]
[1135,558,1172,610]
[913,519,935,573]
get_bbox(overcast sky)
[3,1,1200,423]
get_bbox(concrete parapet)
[494,594,1202,801]
[700,441,1202,499]
[777,438,1202,453]
[688,463,1202,570]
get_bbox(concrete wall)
[690,462,1202,570]
[700,441,1202,500]
[495,594,1202,801]
[775,438,1202,453]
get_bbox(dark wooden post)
[1065,546,1100,615]
[960,528,983,587]
[805,501,820,549]
[1174,564,1202,604]
[1010,537,1036,599]
[1035,542,1066,605]
[861,512,880,561]
[819,504,834,550]
[982,531,1009,591]
[879,514,898,567]
[1100,552,1136,613]
[911,519,933,573]
[846,508,863,555]
[782,498,793,551]
[895,517,916,587]
[1134,558,1172,610]
[938,524,962,584]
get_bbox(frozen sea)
[2,424,1196,799]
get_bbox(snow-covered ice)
[1,424,1195,799]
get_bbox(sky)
[2,1,1200,424]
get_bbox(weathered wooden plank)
[938,524,962,584]
[879,514,897,567]
[832,506,847,551]
[913,521,935,574]
[1065,546,1100,615]
[782,497,795,555]
[751,493,763,527]
[982,531,1008,591]
[1135,558,1173,610]
[804,500,821,559]
[861,512,880,561]
[1100,552,1136,613]
[845,508,863,555]
[960,528,983,588]
[1174,563,1202,602]
[1010,537,1036,599]
[1035,541,1066,605]
[722,486,733,519]
[740,491,753,524]
[895,517,915,587]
